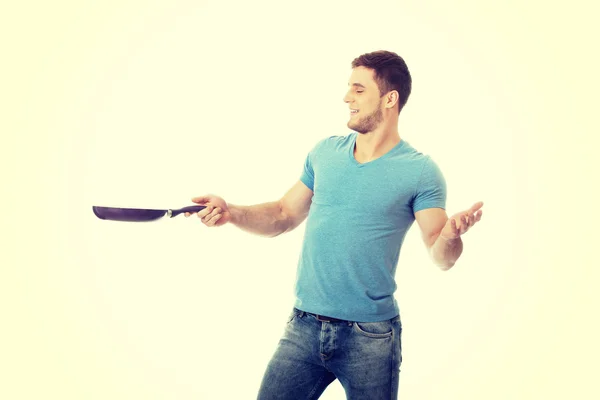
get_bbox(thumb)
[191,195,211,204]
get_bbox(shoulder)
[396,141,438,173]
[416,154,446,190]
[309,133,355,154]
[396,142,445,189]
[401,141,441,167]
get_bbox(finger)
[451,218,459,235]
[203,210,220,224]
[468,212,475,227]
[460,215,468,234]
[205,207,222,219]
[201,207,222,223]
[206,213,222,227]
[468,201,484,214]
[476,210,483,221]
[197,205,214,219]
[443,218,459,239]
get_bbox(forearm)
[228,201,291,238]
[430,234,463,271]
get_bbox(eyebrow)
[349,83,366,88]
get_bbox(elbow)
[278,217,298,236]
[430,252,456,271]
[273,204,295,237]
[277,202,307,236]
[265,220,291,238]
[438,261,455,271]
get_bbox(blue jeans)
[257,308,402,399]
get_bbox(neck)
[354,120,401,162]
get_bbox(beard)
[347,103,384,134]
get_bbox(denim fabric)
[257,308,402,399]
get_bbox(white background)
[2,0,598,398]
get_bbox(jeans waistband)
[294,308,352,324]
[294,308,401,324]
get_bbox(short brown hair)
[351,50,412,113]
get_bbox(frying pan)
[92,205,206,222]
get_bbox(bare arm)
[414,202,483,271]
[188,180,313,238]
[228,181,313,237]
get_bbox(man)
[185,50,483,399]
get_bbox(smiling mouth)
[350,109,359,115]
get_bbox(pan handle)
[170,205,207,218]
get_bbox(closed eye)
[349,83,366,93]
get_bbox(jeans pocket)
[352,321,393,338]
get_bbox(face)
[343,66,384,134]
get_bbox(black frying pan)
[93,205,206,222]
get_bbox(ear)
[384,91,399,110]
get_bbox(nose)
[343,90,353,104]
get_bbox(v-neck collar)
[348,132,406,167]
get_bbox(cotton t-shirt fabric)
[294,132,447,322]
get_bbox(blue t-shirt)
[294,132,447,322]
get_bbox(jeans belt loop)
[316,315,330,322]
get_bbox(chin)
[348,123,367,134]
[347,121,362,133]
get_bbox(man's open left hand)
[440,201,483,240]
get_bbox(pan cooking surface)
[92,206,167,222]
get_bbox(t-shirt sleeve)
[300,151,315,191]
[300,139,326,191]
[412,156,447,213]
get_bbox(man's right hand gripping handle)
[184,194,231,227]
